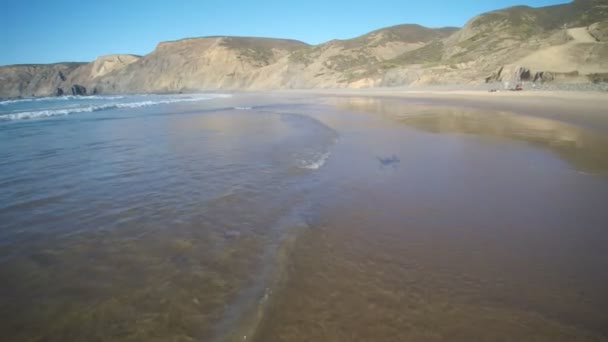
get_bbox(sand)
[268,88,608,131]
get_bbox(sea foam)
[0,95,125,106]
[0,94,231,121]
[298,151,331,170]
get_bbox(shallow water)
[255,97,608,341]
[1,94,607,341]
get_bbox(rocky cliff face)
[1,0,607,98]
[90,37,310,93]
[589,21,608,41]
[90,54,141,79]
[0,55,142,98]
[0,63,85,98]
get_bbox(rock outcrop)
[588,72,608,83]
[533,71,555,83]
[589,21,608,41]
[90,54,140,79]
[71,84,87,96]
[0,63,86,98]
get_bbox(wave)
[0,95,232,121]
[298,151,330,170]
[234,106,253,110]
[0,95,125,105]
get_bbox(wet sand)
[278,88,608,131]
[251,91,608,341]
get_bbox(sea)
[1,93,607,341]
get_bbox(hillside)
[435,0,608,84]
[273,24,458,88]
[1,0,607,97]
[90,37,310,93]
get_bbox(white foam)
[0,94,232,121]
[577,171,600,177]
[0,95,125,105]
[2,106,101,120]
[298,152,330,170]
[234,106,253,110]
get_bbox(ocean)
[1,93,607,341]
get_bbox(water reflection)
[335,97,608,176]
[255,96,608,341]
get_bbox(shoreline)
[267,88,608,132]
[4,87,607,131]
[2,83,608,101]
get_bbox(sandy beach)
[272,88,608,131]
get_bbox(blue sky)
[1,0,568,65]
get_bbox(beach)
[254,90,608,341]
[1,90,607,341]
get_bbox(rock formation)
[589,21,608,41]
[89,54,140,79]
[533,71,555,83]
[71,84,87,96]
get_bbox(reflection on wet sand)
[335,97,608,176]
[256,213,608,342]
[254,96,608,341]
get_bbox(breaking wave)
[0,95,125,105]
[0,95,232,121]
[297,151,331,170]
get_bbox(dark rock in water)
[57,71,66,82]
[92,86,100,95]
[55,87,64,96]
[71,84,87,96]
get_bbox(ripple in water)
[0,97,338,341]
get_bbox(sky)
[0,0,569,65]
